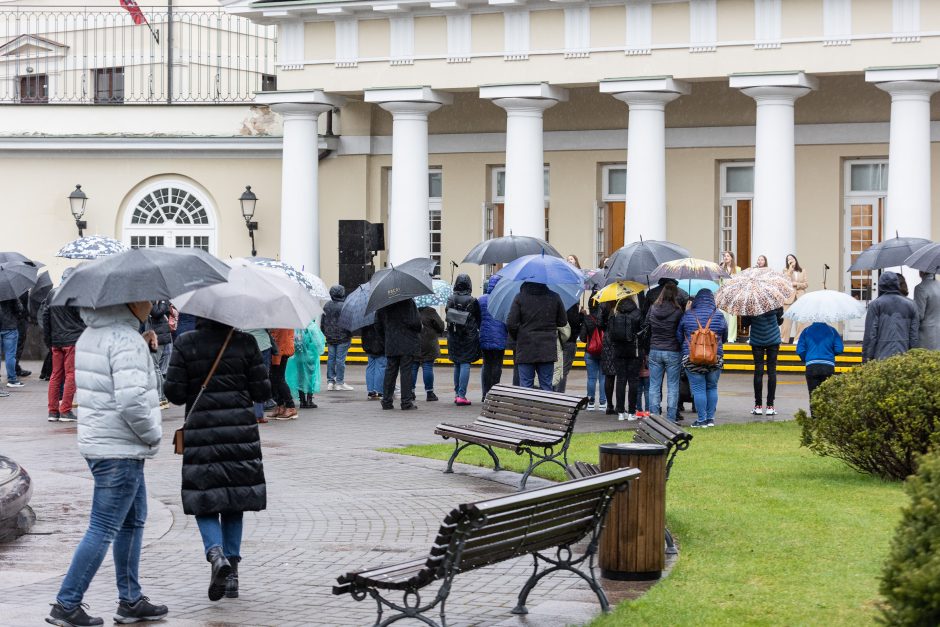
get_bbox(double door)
[843,196,885,341]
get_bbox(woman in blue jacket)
[796,322,843,399]
[676,289,728,428]
[478,274,508,400]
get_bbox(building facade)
[2,0,940,342]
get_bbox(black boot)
[206,547,232,602]
[225,556,240,599]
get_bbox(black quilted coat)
[164,319,271,516]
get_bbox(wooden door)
[606,201,626,257]
[736,199,751,268]
[844,197,885,341]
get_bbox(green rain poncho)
[285,321,326,396]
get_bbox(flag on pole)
[119,0,147,25]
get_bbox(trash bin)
[598,442,666,580]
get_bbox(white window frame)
[335,19,359,68]
[279,21,305,70]
[689,0,717,52]
[504,10,530,61]
[754,0,782,49]
[446,14,471,63]
[602,164,627,201]
[389,16,414,65]
[122,179,218,255]
[718,162,755,263]
[823,0,852,46]
[625,0,652,55]
[564,6,590,58]
[892,0,920,42]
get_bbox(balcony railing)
[0,6,277,104]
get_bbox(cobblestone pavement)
[0,362,808,626]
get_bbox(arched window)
[123,180,217,254]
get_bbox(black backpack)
[609,311,637,345]
[446,296,472,332]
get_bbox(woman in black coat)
[605,297,643,421]
[446,274,482,405]
[164,318,270,602]
[506,282,567,390]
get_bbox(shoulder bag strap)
[704,308,717,331]
[183,328,234,425]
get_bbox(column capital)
[378,100,444,119]
[738,85,813,105]
[479,82,569,103]
[600,76,690,96]
[364,86,453,107]
[729,71,818,91]
[255,89,346,118]
[865,65,940,84]
[871,80,940,101]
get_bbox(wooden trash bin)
[598,442,666,580]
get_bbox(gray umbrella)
[0,252,45,268]
[604,239,690,285]
[0,262,39,301]
[338,284,374,331]
[847,236,932,272]
[51,248,229,308]
[462,234,562,265]
[365,258,434,315]
[28,271,53,320]
[902,242,940,274]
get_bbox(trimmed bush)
[879,447,940,626]
[796,349,940,481]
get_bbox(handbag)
[585,316,604,356]
[446,307,470,327]
[173,328,234,455]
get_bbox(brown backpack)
[688,309,719,366]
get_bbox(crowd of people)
[0,249,937,627]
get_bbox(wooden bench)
[566,414,692,555]
[332,467,641,627]
[434,384,588,489]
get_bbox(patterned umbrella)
[649,257,730,282]
[715,268,795,316]
[783,289,865,323]
[56,236,128,260]
[414,279,453,308]
[251,259,330,302]
[592,280,646,303]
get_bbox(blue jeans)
[366,354,387,394]
[253,348,271,419]
[1,329,19,383]
[57,459,147,610]
[637,377,649,411]
[518,362,554,391]
[327,341,351,384]
[685,367,721,422]
[648,349,682,421]
[195,512,243,559]
[452,362,470,398]
[584,353,606,404]
[412,360,435,393]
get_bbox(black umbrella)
[0,252,44,268]
[51,248,230,308]
[365,258,434,315]
[0,262,39,301]
[604,239,690,285]
[462,234,562,265]
[847,236,932,272]
[903,242,940,274]
[28,271,53,320]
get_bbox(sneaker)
[336,383,354,391]
[274,407,298,420]
[691,419,709,428]
[627,413,638,421]
[455,397,472,406]
[17,369,32,378]
[59,411,78,423]
[587,397,596,411]
[426,391,439,402]
[327,382,335,391]
[401,403,418,411]
[113,596,168,624]
[764,406,777,416]
[751,406,764,415]
[605,407,617,416]
[381,402,394,410]
[46,602,104,627]
[617,413,626,421]
[705,419,716,428]
[48,412,60,422]
[6,381,24,388]
[0,389,9,397]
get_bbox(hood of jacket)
[616,297,637,314]
[878,271,901,296]
[650,301,681,321]
[454,273,473,295]
[80,304,144,331]
[520,281,549,296]
[484,274,501,295]
[329,284,346,302]
[691,289,717,311]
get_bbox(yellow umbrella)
[592,280,646,303]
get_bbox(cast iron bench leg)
[444,440,502,474]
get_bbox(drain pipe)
[319,109,338,161]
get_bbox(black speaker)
[369,222,385,252]
[339,220,371,264]
[339,263,374,293]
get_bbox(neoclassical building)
[3,0,940,342]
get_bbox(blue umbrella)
[338,284,374,331]
[685,279,720,296]
[485,254,584,322]
[414,279,453,308]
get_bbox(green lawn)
[384,421,906,626]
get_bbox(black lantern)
[239,185,259,257]
[68,184,88,237]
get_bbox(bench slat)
[484,397,579,421]
[434,425,526,449]
[479,405,574,430]
[487,384,586,407]
[443,422,563,445]
[474,416,571,438]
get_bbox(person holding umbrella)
[164,318,270,603]
[479,275,508,401]
[321,285,354,391]
[863,271,919,362]
[506,282,567,391]
[796,322,844,399]
[914,271,940,350]
[40,268,85,422]
[413,306,445,402]
[376,299,422,410]
[361,323,386,400]
[741,306,784,417]
[0,295,25,392]
[46,300,168,627]
[677,289,728,428]
[646,282,685,423]
[445,274,481,405]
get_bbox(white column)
[601,77,690,243]
[365,88,452,265]
[731,72,817,268]
[866,67,940,289]
[481,83,568,239]
[256,90,345,277]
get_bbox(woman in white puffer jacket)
[47,302,168,627]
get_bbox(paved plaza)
[0,362,810,627]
